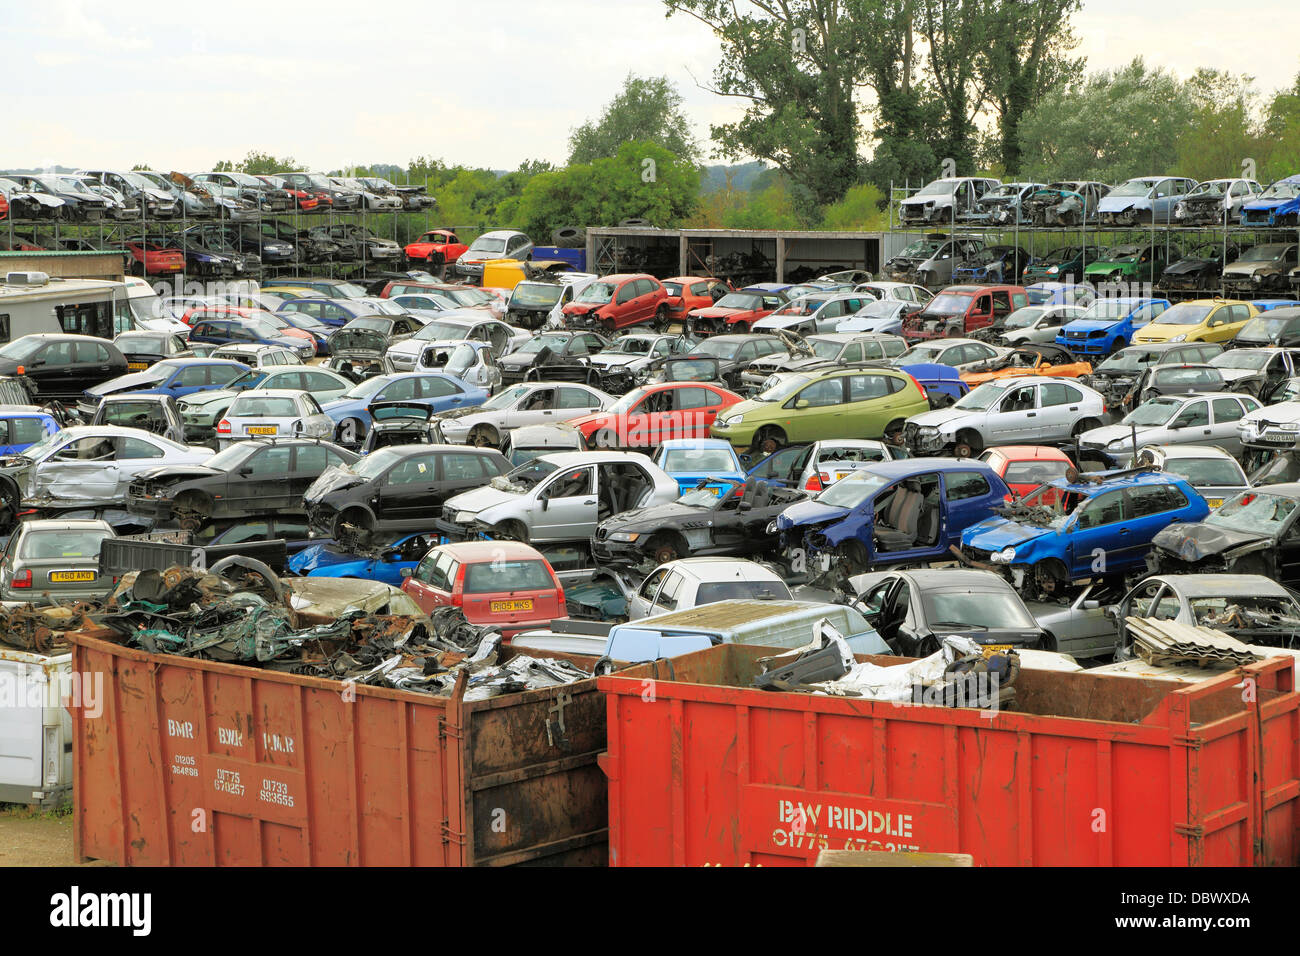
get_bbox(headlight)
[991,547,1016,564]
[1253,274,1263,285]
[917,425,939,435]
[766,520,779,534]
[1107,438,1128,449]
[455,511,476,524]
[607,532,639,542]
[1174,204,1185,219]
[1048,266,1059,274]
[718,415,740,427]
[1169,334,1187,342]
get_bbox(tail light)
[12,568,31,589]
[804,473,826,491]
[217,419,231,435]
[450,564,466,607]
[905,373,928,400]
[552,572,565,607]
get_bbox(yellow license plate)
[50,570,95,583]
[709,486,723,496]
[491,599,533,613]
[1206,498,1222,508]
[835,472,849,481]
[247,426,278,435]
[128,362,149,370]
[981,644,1013,658]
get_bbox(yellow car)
[1131,299,1256,344]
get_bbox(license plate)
[1206,498,1222,508]
[50,570,95,583]
[981,643,1013,658]
[247,426,277,435]
[128,362,149,370]
[491,599,533,613]
[834,472,848,482]
[708,486,723,496]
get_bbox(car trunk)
[331,328,389,361]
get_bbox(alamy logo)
[49,886,151,936]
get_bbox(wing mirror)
[1102,604,1120,621]
[1083,599,1101,610]
[795,399,810,409]
[238,466,252,476]
[400,567,413,578]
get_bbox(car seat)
[875,482,923,551]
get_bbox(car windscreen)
[1123,397,1182,426]
[517,335,570,354]
[499,459,559,491]
[1004,307,1046,328]
[662,449,737,473]
[713,293,760,310]
[1096,349,1161,372]
[1153,305,1213,326]
[1207,492,1296,535]
[921,589,1036,629]
[467,238,507,254]
[606,337,654,354]
[955,382,1010,411]
[1164,457,1246,488]
[814,471,891,509]
[229,397,299,417]
[1211,350,1271,371]
[511,284,563,308]
[922,294,973,315]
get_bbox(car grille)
[965,546,996,564]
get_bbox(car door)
[1064,490,1127,578]
[557,385,602,416]
[434,451,499,515]
[844,372,897,437]
[509,386,558,428]
[289,443,347,501]
[1209,397,1249,454]
[671,386,726,439]
[377,451,441,524]
[533,465,597,541]
[1037,382,1085,441]
[111,435,168,495]
[1121,484,1192,570]
[748,444,811,488]
[233,443,294,512]
[788,376,846,441]
[628,567,667,620]
[1167,399,1211,446]
[987,383,1039,443]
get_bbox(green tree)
[234,151,297,175]
[568,75,699,165]
[1173,69,1262,183]
[1017,58,1192,184]
[820,184,889,230]
[1260,73,1300,182]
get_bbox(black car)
[190,223,296,266]
[171,229,258,277]
[0,334,128,403]
[277,172,361,211]
[192,515,320,558]
[1147,484,1300,587]
[127,438,358,528]
[1156,242,1243,296]
[112,331,191,370]
[497,331,611,385]
[303,444,510,539]
[668,334,788,391]
[1234,307,1300,349]
[1132,364,1226,404]
[847,568,1049,656]
[1079,342,1224,410]
[592,477,808,567]
[291,224,343,264]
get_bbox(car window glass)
[379,377,418,401]
[1039,383,1073,407]
[796,378,843,408]
[557,387,595,409]
[440,453,488,481]
[541,466,593,499]
[115,437,163,460]
[945,471,990,501]
[638,568,666,601]
[675,387,713,410]
[247,445,292,476]
[293,444,329,473]
[1172,401,1209,428]
[1076,491,1125,529]
[387,454,437,485]
[175,365,209,387]
[656,572,682,610]
[1127,484,1189,518]
[1212,398,1244,423]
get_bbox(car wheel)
[333,508,374,542]
[601,318,617,336]
[647,533,687,565]
[1107,339,1127,356]
[492,520,529,544]
[1027,558,1069,599]
[755,427,786,456]
[953,430,983,458]
[915,636,941,657]
[836,540,870,576]
[468,424,499,448]
[653,306,671,334]
[174,491,213,532]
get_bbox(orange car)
[0,191,8,222]
[661,276,731,321]
[961,345,1091,388]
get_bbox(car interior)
[597,463,652,521]
[873,475,941,552]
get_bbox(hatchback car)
[747,439,902,492]
[321,372,488,447]
[217,389,333,446]
[1057,297,1171,357]
[177,365,353,442]
[77,358,249,419]
[401,540,565,637]
[0,334,129,403]
[1080,392,1258,458]
[431,380,612,448]
[627,557,790,621]
[651,438,746,495]
[685,288,788,336]
[561,273,670,333]
[569,381,743,451]
[0,519,114,606]
[1130,299,1256,345]
[1130,445,1249,510]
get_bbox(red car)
[685,288,788,336]
[566,381,743,450]
[977,445,1072,502]
[0,192,8,222]
[400,540,565,638]
[123,239,184,276]
[661,276,731,321]
[561,273,669,333]
[903,284,1029,341]
[403,229,469,271]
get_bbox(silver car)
[904,376,1106,457]
[383,310,528,372]
[440,450,679,544]
[892,338,1009,372]
[997,304,1087,346]
[218,389,333,446]
[0,519,115,606]
[741,332,906,389]
[432,381,612,447]
[627,557,791,620]
[1081,391,1260,458]
[1127,444,1249,510]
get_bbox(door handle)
[1069,406,1079,411]
[1027,412,1036,417]
[582,499,595,505]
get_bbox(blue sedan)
[288,532,437,585]
[79,358,249,413]
[320,371,486,445]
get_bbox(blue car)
[78,358,249,414]
[961,471,1209,595]
[0,409,59,454]
[1056,297,1170,357]
[774,459,1010,574]
[652,438,745,495]
[320,371,486,445]
[186,314,314,360]
[1240,175,1300,227]
[895,362,968,406]
[277,312,335,355]
[288,532,438,585]
[278,297,394,329]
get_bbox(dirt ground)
[0,806,109,867]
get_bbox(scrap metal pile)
[90,563,591,700]
[1126,617,1262,668]
[0,603,92,654]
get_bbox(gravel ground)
[0,807,110,867]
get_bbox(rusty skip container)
[68,628,607,866]
[597,646,1300,867]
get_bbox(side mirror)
[1103,604,1119,621]
[238,466,252,477]
[795,399,810,409]
[400,567,413,578]
[1083,599,1101,610]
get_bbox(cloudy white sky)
[6,0,1298,173]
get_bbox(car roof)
[1048,470,1187,493]
[892,568,1012,588]
[1154,573,1291,598]
[1142,444,1237,461]
[539,451,650,466]
[985,445,1073,462]
[435,539,546,562]
[866,458,996,478]
[658,438,736,451]
[19,518,114,532]
[658,557,785,580]
[233,388,309,399]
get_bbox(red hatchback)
[977,445,1073,501]
[401,540,565,638]
[562,273,668,333]
[661,276,730,321]
[124,239,184,276]
[565,381,743,450]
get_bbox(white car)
[14,425,214,507]
[585,333,692,380]
[383,310,529,372]
[440,451,680,543]
[218,389,333,446]
[836,299,922,335]
[997,304,1087,346]
[753,292,877,335]
[627,557,792,620]
[431,380,613,447]
[332,177,403,211]
[209,343,304,368]
[905,376,1107,457]
[852,281,934,305]
[411,340,502,392]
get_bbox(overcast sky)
[6,0,1298,174]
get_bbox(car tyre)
[333,508,374,541]
[592,427,619,450]
[653,306,671,333]
[492,520,529,544]
[953,429,983,458]
[647,533,688,565]
[174,491,213,532]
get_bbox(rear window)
[696,580,792,604]
[1004,460,1070,486]
[463,559,554,593]
[20,529,111,560]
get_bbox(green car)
[710,366,930,455]
[1083,243,1173,285]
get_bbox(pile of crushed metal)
[0,603,92,654]
[65,557,589,700]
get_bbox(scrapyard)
[6,5,1300,900]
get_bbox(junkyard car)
[291,532,437,586]
[848,568,1049,655]
[775,459,1010,576]
[1097,176,1196,226]
[594,477,807,567]
[432,381,611,448]
[902,285,1027,341]
[685,288,788,336]
[1021,248,1091,286]
[305,444,511,539]
[972,181,1047,225]
[505,276,596,330]
[626,557,791,621]
[438,451,680,544]
[740,332,906,390]
[0,519,115,607]
[908,236,987,288]
[1221,243,1299,295]
[893,338,1008,373]
[217,389,333,446]
[329,315,423,366]
[962,471,1209,597]
[748,439,902,492]
[383,312,527,372]
[583,333,694,392]
[1147,486,1300,587]
[881,236,946,282]
[977,445,1074,499]
[409,340,501,392]
[896,177,999,225]
[1023,181,1110,226]
[1080,392,1258,458]
[952,245,1031,285]
[958,344,1092,388]
[454,230,534,281]
[1057,297,1171,357]
[403,229,469,272]
[1130,299,1256,345]
[1208,347,1300,400]
[89,394,186,443]
[1237,399,1300,467]
[321,372,487,447]
[972,303,1086,346]
[1078,341,1224,410]
[834,299,925,336]
[497,330,610,385]
[177,364,353,442]
[650,438,746,495]
[905,376,1105,457]
[1233,306,1300,349]
[127,438,358,527]
[568,381,743,451]
[1175,179,1262,225]
[752,293,876,336]
[1127,364,1228,404]
[1130,445,1249,510]
[1082,243,1173,285]
[2,425,214,507]
[0,334,130,403]
[77,358,249,419]
[1156,242,1245,296]
[1239,175,1300,227]
[1112,574,1300,654]
[712,365,930,455]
